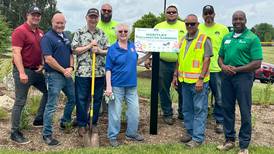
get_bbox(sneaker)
[125,134,144,141]
[10,131,31,144]
[217,141,235,151]
[185,140,202,148]
[238,149,249,154]
[33,120,43,128]
[163,116,174,125]
[109,139,119,147]
[43,135,60,146]
[180,133,192,143]
[215,123,224,134]
[72,118,78,128]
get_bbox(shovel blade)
[82,126,100,147]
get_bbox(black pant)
[222,72,254,149]
[11,67,48,132]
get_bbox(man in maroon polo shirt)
[10,6,48,144]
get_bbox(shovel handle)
[90,52,96,117]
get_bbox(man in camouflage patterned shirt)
[71,8,108,137]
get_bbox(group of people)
[10,3,262,154]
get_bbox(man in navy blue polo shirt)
[40,12,75,146]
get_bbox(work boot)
[217,140,235,151]
[126,133,144,141]
[180,133,192,143]
[78,127,86,137]
[163,116,174,125]
[43,135,60,146]
[215,123,224,134]
[109,139,119,147]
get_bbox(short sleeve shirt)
[97,20,118,46]
[41,29,72,72]
[71,26,108,77]
[219,28,263,66]
[199,23,229,72]
[11,23,44,68]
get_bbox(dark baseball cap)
[86,8,99,16]
[203,5,215,14]
[28,6,42,14]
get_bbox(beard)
[101,14,112,23]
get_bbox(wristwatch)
[198,76,204,80]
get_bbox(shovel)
[83,49,99,147]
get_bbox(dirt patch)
[1,95,274,151]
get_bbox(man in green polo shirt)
[97,3,118,46]
[217,10,262,154]
[146,4,186,125]
[199,5,229,134]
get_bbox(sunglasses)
[203,11,214,16]
[118,30,128,34]
[185,22,197,27]
[166,11,177,15]
[102,9,112,13]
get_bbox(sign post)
[135,28,179,135]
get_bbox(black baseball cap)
[203,5,215,14]
[86,8,99,16]
[28,6,42,14]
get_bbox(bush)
[0,15,11,53]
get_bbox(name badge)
[224,40,231,44]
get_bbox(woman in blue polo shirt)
[105,23,150,147]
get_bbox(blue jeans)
[75,76,104,127]
[209,72,223,124]
[108,87,139,140]
[11,67,48,132]
[43,72,75,136]
[222,72,253,149]
[159,60,182,117]
[182,82,209,143]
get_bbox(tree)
[0,0,57,31]
[0,15,11,53]
[252,23,274,42]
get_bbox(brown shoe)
[217,141,235,151]
[180,134,192,143]
[185,140,202,148]
[238,149,249,154]
[78,127,86,137]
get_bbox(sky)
[57,0,274,32]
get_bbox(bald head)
[232,10,247,33]
[185,14,199,36]
[51,13,66,33]
[101,3,112,23]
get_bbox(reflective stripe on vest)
[178,33,210,83]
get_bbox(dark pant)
[159,60,182,117]
[75,76,104,127]
[11,67,48,132]
[222,72,254,149]
[209,72,223,124]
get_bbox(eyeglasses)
[102,9,112,13]
[118,30,128,34]
[166,11,177,15]
[203,11,214,16]
[185,22,197,27]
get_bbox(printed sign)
[134,28,179,52]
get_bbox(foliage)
[0,15,11,53]
[0,0,58,31]
[0,107,8,120]
[129,12,165,41]
[252,23,274,42]
[0,58,12,81]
